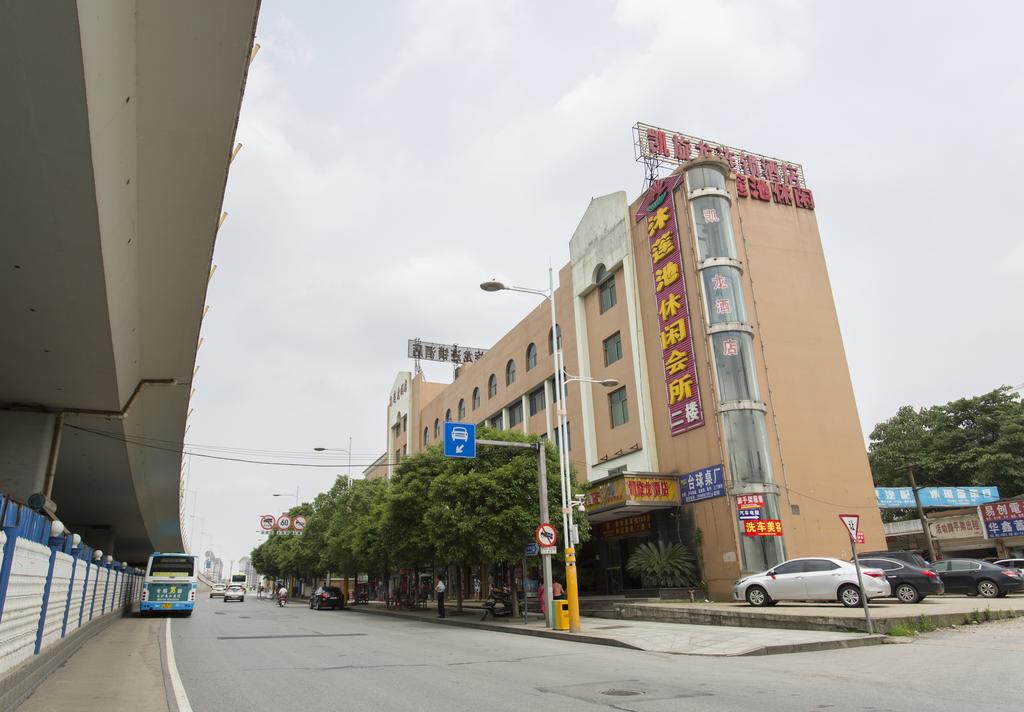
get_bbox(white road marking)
[165,618,194,712]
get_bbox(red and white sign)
[277,514,292,531]
[839,514,863,543]
[535,523,557,548]
[259,514,276,531]
[292,516,307,532]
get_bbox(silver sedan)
[732,557,890,607]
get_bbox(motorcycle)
[277,595,287,607]
[480,586,513,621]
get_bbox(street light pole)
[314,442,354,485]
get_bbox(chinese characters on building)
[979,500,1024,539]
[874,486,1000,508]
[680,464,725,504]
[389,381,408,406]
[635,122,815,211]
[635,176,705,436]
[408,339,487,365]
[598,514,653,539]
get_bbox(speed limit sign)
[277,514,292,531]
[292,515,307,532]
[259,514,276,531]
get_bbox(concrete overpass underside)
[0,0,260,563]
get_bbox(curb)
[347,604,642,651]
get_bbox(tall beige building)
[377,125,883,599]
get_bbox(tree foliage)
[249,428,590,579]
[869,386,1024,497]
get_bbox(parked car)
[224,584,246,602]
[309,586,345,610]
[732,557,890,608]
[856,556,944,603]
[210,583,227,598]
[858,550,930,568]
[995,558,1024,575]
[929,559,1024,598]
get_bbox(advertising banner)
[742,519,783,537]
[598,514,653,539]
[584,475,679,514]
[929,515,983,540]
[875,486,1000,508]
[979,500,1024,539]
[736,494,764,521]
[680,465,725,504]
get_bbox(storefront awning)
[584,472,680,523]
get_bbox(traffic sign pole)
[840,514,873,635]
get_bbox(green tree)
[869,386,1024,498]
[626,541,697,588]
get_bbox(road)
[172,594,1024,711]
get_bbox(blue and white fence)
[0,496,143,677]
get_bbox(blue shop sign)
[680,464,725,504]
[875,486,1000,509]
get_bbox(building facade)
[379,128,884,599]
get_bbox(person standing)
[435,575,446,618]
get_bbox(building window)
[722,409,773,484]
[433,418,440,438]
[402,415,407,432]
[508,402,523,428]
[458,399,466,420]
[445,409,452,422]
[395,449,401,464]
[472,387,481,410]
[506,359,517,386]
[526,343,537,371]
[596,265,617,313]
[548,324,562,354]
[692,195,737,261]
[489,413,503,429]
[423,427,428,446]
[603,331,623,366]
[528,387,545,416]
[488,374,497,398]
[609,387,629,428]
[712,331,760,403]
[686,165,727,192]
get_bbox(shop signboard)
[680,465,725,504]
[634,175,705,436]
[875,486,1000,508]
[742,519,783,537]
[584,475,678,514]
[979,500,1024,539]
[598,513,653,539]
[735,494,763,521]
[929,515,983,540]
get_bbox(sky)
[186,0,1024,571]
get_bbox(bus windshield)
[149,555,196,577]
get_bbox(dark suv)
[309,586,345,610]
[858,550,930,568]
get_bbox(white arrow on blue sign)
[524,543,539,557]
[443,421,476,458]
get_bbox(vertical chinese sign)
[635,177,704,435]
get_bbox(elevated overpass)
[0,0,261,564]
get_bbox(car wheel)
[895,583,920,603]
[745,586,771,607]
[977,579,999,598]
[839,584,861,608]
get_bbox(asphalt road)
[172,594,1024,711]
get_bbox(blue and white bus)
[140,552,198,615]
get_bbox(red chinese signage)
[634,122,814,210]
[743,519,783,537]
[635,176,704,435]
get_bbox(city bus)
[140,552,198,616]
[230,572,247,588]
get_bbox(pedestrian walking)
[435,575,447,618]
[552,579,566,600]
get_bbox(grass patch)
[915,615,937,632]
[887,623,915,637]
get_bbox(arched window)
[458,399,466,420]
[472,387,481,410]
[526,343,537,371]
[488,374,497,398]
[423,427,429,446]
[445,409,452,422]
[433,418,440,438]
[506,359,517,386]
[548,324,562,354]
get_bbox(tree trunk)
[456,563,463,612]
[511,562,520,618]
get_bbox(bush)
[625,541,697,588]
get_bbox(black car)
[858,550,930,568]
[929,558,1024,598]
[309,586,345,610]
[857,557,944,603]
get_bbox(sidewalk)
[347,602,883,656]
[18,612,169,711]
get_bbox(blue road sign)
[443,421,476,458]
[524,543,539,557]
